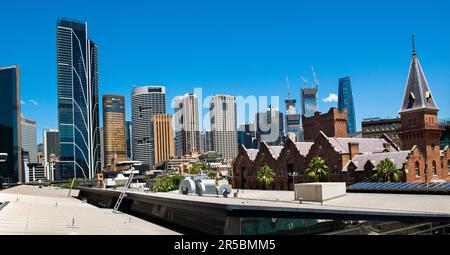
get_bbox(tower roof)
[400,35,438,113]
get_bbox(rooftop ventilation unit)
[179,176,231,197]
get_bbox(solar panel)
[377,183,392,189]
[390,183,404,189]
[347,182,450,194]
[360,183,373,188]
[416,183,429,189]
[364,183,379,188]
[397,183,410,189]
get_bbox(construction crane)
[300,76,308,87]
[311,65,319,88]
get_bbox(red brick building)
[233,39,450,190]
[302,108,348,141]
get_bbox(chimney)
[348,142,359,158]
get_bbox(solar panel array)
[347,182,450,194]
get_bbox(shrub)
[152,174,184,192]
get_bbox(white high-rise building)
[131,86,166,166]
[174,93,200,157]
[210,95,238,160]
[21,118,37,164]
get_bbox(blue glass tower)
[338,77,356,133]
[56,18,101,180]
[0,66,22,183]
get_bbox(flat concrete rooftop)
[113,188,450,220]
[0,185,180,235]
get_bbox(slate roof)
[246,149,259,161]
[268,146,284,159]
[343,151,410,171]
[295,142,314,156]
[327,137,394,154]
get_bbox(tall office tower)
[132,86,166,166]
[338,77,356,134]
[43,129,59,181]
[256,105,284,146]
[100,127,104,170]
[200,131,213,153]
[174,93,200,157]
[284,80,301,142]
[125,121,133,159]
[21,118,38,164]
[152,114,175,165]
[301,87,318,118]
[238,123,256,149]
[0,66,22,183]
[102,95,127,165]
[210,95,238,160]
[56,18,101,180]
[43,129,60,163]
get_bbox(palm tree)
[256,164,276,190]
[372,158,403,182]
[305,156,329,182]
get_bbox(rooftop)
[113,188,450,220]
[0,185,179,235]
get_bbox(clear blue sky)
[1,0,449,143]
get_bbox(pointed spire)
[400,35,438,113]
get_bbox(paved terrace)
[0,185,179,235]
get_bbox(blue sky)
[1,0,449,143]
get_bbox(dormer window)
[407,92,415,108]
[425,91,432,102]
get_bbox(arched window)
[432,161,437,175]
[448,160,450,174]
[415,162,420,177]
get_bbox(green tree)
[152,174,184,192]
[305,156,329,182]
[372,158,403,182]
[256,164,276,189]
[207,170,218,179]
[188,163,203,174]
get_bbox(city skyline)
[1,1,450,144]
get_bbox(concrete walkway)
[0,185,179,235]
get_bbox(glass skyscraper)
[0,66,22,183]
[301,87,318,118]
[102,95,126,165]
[56,18,101,180]
[338,77,356,134]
